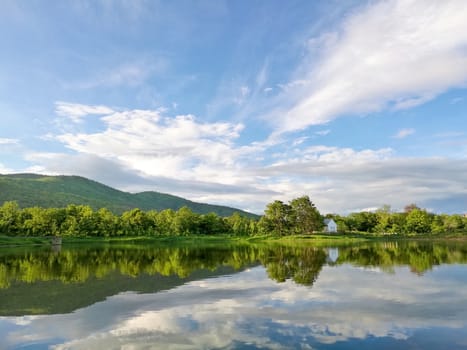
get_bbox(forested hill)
[0,174,257,218]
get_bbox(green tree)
[69,205,98,236]
[374,205,392,233]
[46,208,67,236]
[443,214,464,232]
[430,215,445,234]
[0,201,21,235]
[389,212,407,234]
[23,207,49,236]
[227,212,252,236]
[259,200,292,236]
[120,208,152,235]
[95,208,118,236]
[346,212,378,232]
[155,209,176,235]
[405,208,432,234]
[289,196,322,234]
[198,213,229,235]
[173,207,199,236]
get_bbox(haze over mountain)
[0,174,257,218]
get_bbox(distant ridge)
[0,173,258,218]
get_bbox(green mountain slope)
[0,173,257,218]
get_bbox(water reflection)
[1,241,466,293]
[0,241,467,349]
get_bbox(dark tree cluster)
[258,196,323,236]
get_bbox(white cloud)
[27,103,467,213]
[315,129,330,136]
[55,101,115,123]
[292,136,308,147]
[277,79,309,92]
[274,0,467,133]
[254,155,467,213]
[50,106,251,189]
[393,128,415,139]
[0,138,19,145]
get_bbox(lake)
[0,240,467,349]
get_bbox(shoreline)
[1,232,466,248]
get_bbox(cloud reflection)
[2,265,467,349]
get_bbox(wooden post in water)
[51,236,62,246]
[50,236,62,252]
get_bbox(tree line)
[0,201,257,237]
[327,204,467,235]
[0,197,466,237]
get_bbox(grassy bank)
[1,232,466,248]
[0,234,252,248]
[0,235,53,247]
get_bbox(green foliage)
[2,182,466,238]
[263,246,327,285]
[0,201,257,237]
[289,196,323,234]
[0,201,21,235]
[443,214,465,232]
[259,196,323,236]
[172,207,199,236]
[335,204,466,235]
[259,200,292,236]
[227,212,253,236]
[346,212,378,232]
[120,208,152,236]
[0,174,257,218]
[405,208,432,234]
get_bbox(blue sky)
[1,0,466,214]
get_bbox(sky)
[0,0,467,214]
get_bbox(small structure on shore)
[50,236,62,246]
[323,218,338,233]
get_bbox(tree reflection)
[1,242,467,290]
[262,246,327,286]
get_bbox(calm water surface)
[0,241,466,349]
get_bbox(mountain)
[0,173,257,218]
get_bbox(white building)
[323,218,338,233]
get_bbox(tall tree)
[346,212,378,232]
[0,201,21,235]
[173,207,199,236]
[289,196,322,234]
[405,208,432,234]
[259,200,292,236]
